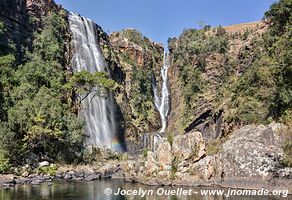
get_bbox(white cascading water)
[68,12,121,151]
[153,52,170,133]
[153,133,162,152]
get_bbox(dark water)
[0,180,290,200]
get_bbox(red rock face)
[108,31,164,151]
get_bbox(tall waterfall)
[68,12,122,151]
[153,52,170,133]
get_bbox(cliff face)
[108,30,164,152]
[167,22,268,140]
[0,0,30,56]
[0,0,62,59]
[26,0,57,18]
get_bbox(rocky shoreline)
[1,171,291,195]
[1,124,291,194]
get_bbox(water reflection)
[0,180,289,200]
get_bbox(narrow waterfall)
[153,52,170,133]
[68,12,122,151]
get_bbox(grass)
[206,138,225,156]
[143,148,148,157]
[167,133,174,146]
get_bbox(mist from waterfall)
[68,12,122,151]
[153,52,170,133]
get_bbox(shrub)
[37,165,58,176]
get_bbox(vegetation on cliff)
[168,26,229,113]
[110,29,163,135]
[168,0,291,133]
[223,0,292,125]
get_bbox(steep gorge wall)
[106,30,164,152]
[167,22,268,140]
[0,0,31,58]
[0,0,67,61]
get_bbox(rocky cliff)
[111,123,291,191]
[107,29,164,153]
[0,0,31,59]
[167,22,268,139]
[0,0,67,61]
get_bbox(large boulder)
[221,125,283,179]
[157,139,172,166]
[172,131,205,162]
[144,151,159,175]
[84,174,100,181]
[191,155,222,180]
[97,163,120,177]
[172,124,291,189]
[38,161,49,168]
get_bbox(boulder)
[31,179,43,185]
[157,139,172,166]
[111,171,125,179]
[172,132,205,162]
[157,171,171,179]
[97,163,120,176]
[43,175,51,181]
[14,178,30,184]
[220,125,283,179]
[179,125,287,185]
[72,176,84,181]
[84,174,100,181]
[38,161,49,168]
[144,151,159,175]
[192,155,221,180]
[1,179,15,187]
[31,176,44,185]
[63,174,72,180]
[21,172,29,177]
[55,173,62,179]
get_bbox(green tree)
[64,70,117,103]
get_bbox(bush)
[282,140,292,167]
[0,153,10,174]
[37,165,58,176]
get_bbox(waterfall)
[153,133,162,152]
[153,52,170,133]
[68,12,122,151]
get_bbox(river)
[0,180,289,200]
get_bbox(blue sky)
[55,0,276,46]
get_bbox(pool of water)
[0,180,290,200]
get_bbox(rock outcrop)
[26,0,58,20]
[115,124,291,190]
[172,131,205,162]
